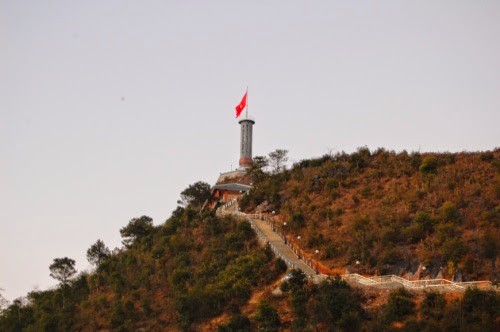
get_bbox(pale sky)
[1,1,499,301]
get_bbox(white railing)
[339,274,494,292]
[217,202,496,293]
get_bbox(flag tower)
[235,90,255,168]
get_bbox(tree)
[254,301,280,331]
[247,155,269,184]
[0,288,8,313]
[268,149,288,173]
[120,216,154,247]
[49,257,77,286]
[419,157,438,175]
[481,230,498,264]
[178,181,212,208]
[218,314,251,332]
[350,216,373,262]
[309,277,364,331]
[421,292,445,321]
[461,288,500,329]
[86,239,110,267]
[383,288,414,323]
[280,269,307,292]
[49,257,77,309]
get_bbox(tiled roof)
[212,183,252,192]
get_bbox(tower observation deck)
[238,114,255,168]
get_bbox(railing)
[217,201,496,292]
[340,274,494,292]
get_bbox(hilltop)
[241,148,499,282]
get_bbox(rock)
[272,287,283,297]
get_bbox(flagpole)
[246,86,248,119]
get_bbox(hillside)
[241,148,500,282]
[0,148,499,331]
[0,208,285,331]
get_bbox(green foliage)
[111,300,127,328]
[383,288,415,323]
[403,222,425,244]
[86,239,110,267]
[0,205,280,331]
[481,151,494,161]
[307,232,326,248]
[349,216,374,262]
[274,258,288,274]
[414,211,434,233]
[248,155,269,184]
[49,257,77,286]
[120,215,154,247]
[421,292,445,321]
[218,314,252,332]
[349,146,371,170]
[440,201,460,223]
[461,288,500,330]
[291,288,308,322]
[309,276,364,331]
[178,181,212,208]
[481,230,498,261]
[280,269,307,293]
[404,212,433,244]
[240,171,288,212]
[289,211,305,230]
[441,237,467,264]
[0,293,7,318]
[268,149,289,173]
[419,156,439,175]
[254,301,280,332]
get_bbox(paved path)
[216,200,316,276]
[216,200,495,291]
[250,217,317,276]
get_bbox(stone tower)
[238,114,255,168]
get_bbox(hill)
[0,209,285,331]
[0,148,498,331]
[241,148,500,282]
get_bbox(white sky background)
[1,1,499,301]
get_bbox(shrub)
[120,216,154,247]
[403,223,425,244]
[360,187,372,198]
[217,314,251,332]
[440,201,460,223]
[307,233,326,248]
[280,269,307,293]
[289,211,305,230]
[461,288,500,329]
[419,157,439,175]
[275,258,288,274]
[480,151,494,161]
[421,292,445,321]
[309,277,364,331]
[441,238,467,264]
[254,302,280,332]
[383,288,414,323]
[414,212,434,233]
[324,245,338,259]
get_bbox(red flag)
[235,92,247,118]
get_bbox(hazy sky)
[1,1,499,301]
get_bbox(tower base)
[239,157,252,168]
